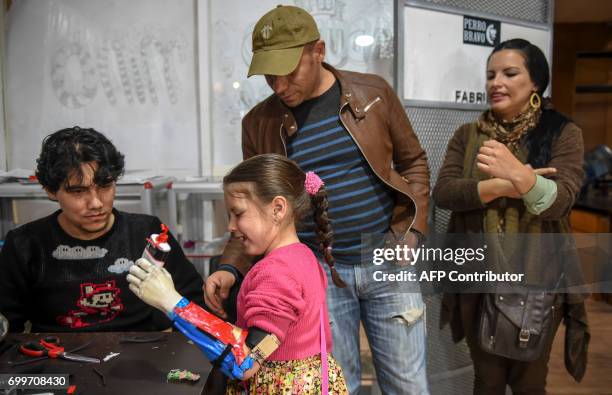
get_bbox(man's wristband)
[216,264,244,283]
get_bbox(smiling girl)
[129,154,347,394]
[221,154,347,394]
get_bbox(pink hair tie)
[304,171,324,196]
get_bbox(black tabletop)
[0,332,211,395]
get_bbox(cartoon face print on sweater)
[57,280,124,329]
[52,244,130,274]
[52,245,108,260]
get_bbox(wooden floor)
[547,298,612,395]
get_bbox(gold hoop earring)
[530,92,541,110]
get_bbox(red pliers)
[19,336,99,363]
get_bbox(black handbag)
[479,288,557,361]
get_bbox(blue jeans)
[325,262,429,395]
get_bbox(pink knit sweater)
[236,242,332,361]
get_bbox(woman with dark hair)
[433,39,589,394]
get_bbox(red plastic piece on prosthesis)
[174,301,249,364]
[156,224,169,244]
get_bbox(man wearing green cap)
[205,5,430,394]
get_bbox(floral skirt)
[226,354,348,394]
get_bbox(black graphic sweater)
[0,209,204,332]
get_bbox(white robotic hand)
[127,258,183,313]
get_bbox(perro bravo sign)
[463,15,500,47]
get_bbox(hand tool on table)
[11,336,99,366]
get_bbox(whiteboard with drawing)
[5,0,198,175]
[206,0,395,174]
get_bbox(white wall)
[4,0,199,176]
[1,0,396,178]
[205,0,394,175]
[0,1,7,172]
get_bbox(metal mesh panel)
[407,107,480,394]
[417,0,550,24]
[407,107,479,183]
[425,294,474,394]
[407,107,479,233]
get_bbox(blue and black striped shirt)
[288,81,394,265]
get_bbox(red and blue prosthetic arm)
[126,257,257,380]
[127,258,280,380]
[167,297,254,380]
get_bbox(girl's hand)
[238,332,279,380]
[238,343,261,380]
[241,360,261,380]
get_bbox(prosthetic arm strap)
[246,327,280,365]
[245,327,268,348]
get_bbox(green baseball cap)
[248,5,320,77]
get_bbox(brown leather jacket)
[223,63,430,273]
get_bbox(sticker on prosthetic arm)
[168,298,254,380]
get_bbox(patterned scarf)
[477,105,541,153]
[463,107,544,283]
